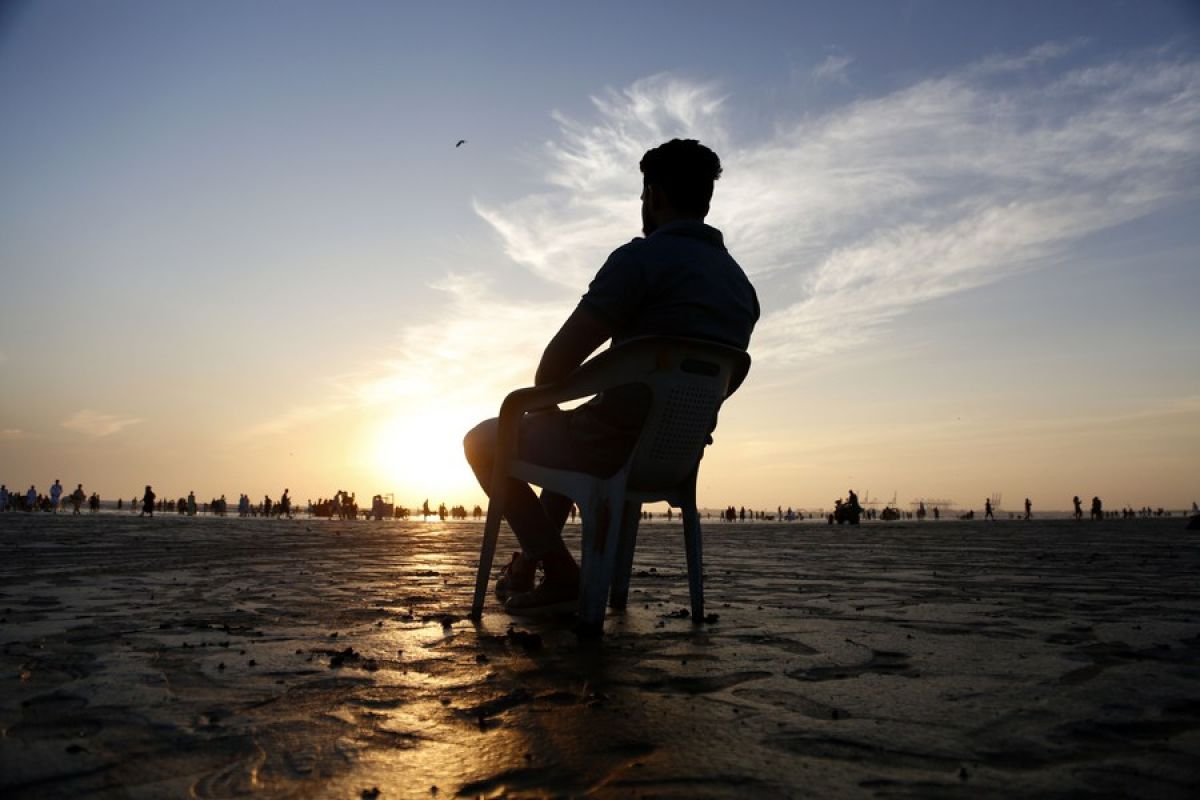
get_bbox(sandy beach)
[1,514,1197,798]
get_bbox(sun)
[369,409,481,503]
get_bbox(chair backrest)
[622,338,751,492]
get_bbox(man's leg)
[464,415,571,561]
[464,411,589,597]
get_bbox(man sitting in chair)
[464,138,759,615]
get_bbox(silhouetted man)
[70,483,85,514]
[465,139,758,615]
[140,485,156,517]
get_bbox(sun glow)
[369,409,482,503]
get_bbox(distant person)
[1091,496,1102,521]
[140,485,156,517]
[984,498,994,520]
[49,479,63,513]
[187,491,197,516]
[1024,497,1032,520]
[280,489,291,518]
[26,485,37,512]
[1073,495,1083,521]
[88,492,100,513]
[464,139,757,615]
[932,506,940,520]
[70,483,86,514]
[0,484,8,511]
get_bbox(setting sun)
[369,409,482,502]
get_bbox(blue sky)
[1,1,1198,510]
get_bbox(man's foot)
[503,578,579,617]
[494,551,536,601]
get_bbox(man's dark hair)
[639,139,722,217]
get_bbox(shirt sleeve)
[579,241,646,329]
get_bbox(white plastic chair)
[469,336,751,633]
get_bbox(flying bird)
[455,139,466,148]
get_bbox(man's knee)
[463,418,498,472]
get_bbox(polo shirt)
[574,220,758,437]
[580,220,759,350]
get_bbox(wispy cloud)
[350,273,564,409]
[61,409,142,437]
[474,74,728,289]
[248,274,566,437]
[0,428,30,440]
[254,44,1200,441]
[811,53,854,85]
[243,402,350,438]
[971,38,1088,75]
[476,45,1200,366]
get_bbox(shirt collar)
[650,219,725,249]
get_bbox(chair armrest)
[489,340,662,484]
[500,340,663,416]
[488,337,748,491]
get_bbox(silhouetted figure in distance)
[70,483,85,514]
[140,485,156,517]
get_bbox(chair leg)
[682,500,704,622]
[609,501,642,610]
[574,494,597,605]
[578,482,625,630]
[470,500,505,619]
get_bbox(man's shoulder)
[608,236,648,260]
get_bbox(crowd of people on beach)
[0,480,1191,524]
[0,480,103,514]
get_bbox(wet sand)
[1,514,1198,798]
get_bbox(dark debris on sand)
[505,628,543,653]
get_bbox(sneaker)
[503,578,579,617]
[494,551,536,602]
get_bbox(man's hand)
[535,303,613,386]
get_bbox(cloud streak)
[476,45,1200,366]
[61,409,142,437]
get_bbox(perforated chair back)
[624,340,748,493]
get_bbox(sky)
[2,0,1199,513]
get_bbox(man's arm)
[534,303,613,386]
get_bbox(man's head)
[639,139,722,235]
